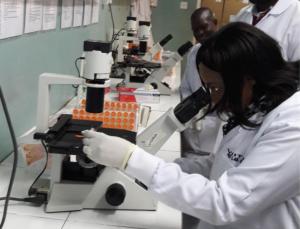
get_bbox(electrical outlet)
[180,1,188,10]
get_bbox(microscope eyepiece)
[126,16,137,21]
[177,41,193,56]
[159,34,173,47]
[174,87,210,124]
[139,21,151,26]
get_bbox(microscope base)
[144,77,172,95]
[123,81,171,96]
[46,167,157,212]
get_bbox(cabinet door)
[201,0,225,29]
[222,0,249,25]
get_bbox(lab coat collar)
[192,42,201,50]
[269,0,296,15]
[246,0,295,16]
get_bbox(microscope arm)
[36,73,85,133]
[144,41,193,95]
[137,87,210,154]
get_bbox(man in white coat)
[179,9,221,228]
[180,8,221,157]
[82,23,300,229]
[180,7,217,100]
[234,0,300,61]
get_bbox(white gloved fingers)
[83,145,92,156]
[81,130,136,169]
[86,152,98,163]
[109,135,128,144]
[83,145,106,166]
[86,152,100,164]
[82,138,92,146]
[81,130,96,138]
[82,130,103,138]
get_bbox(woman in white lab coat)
[82,22,300,229]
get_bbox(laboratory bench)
[0,64,182,229]
[0,160,181,229]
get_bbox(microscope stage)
[44,114,136,155]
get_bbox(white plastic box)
[134,87,160,104]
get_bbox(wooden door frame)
[197,0,202,8]
[193,0,203,44]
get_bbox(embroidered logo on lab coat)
[227,148,245,164]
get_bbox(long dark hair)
[196,22,299,128]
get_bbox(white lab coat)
[180,43,202,99]
[234,0,300,61]
[126,91,300,229]
[130,0,155,46]
[131,0,152,22]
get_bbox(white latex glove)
[82,130,136,170]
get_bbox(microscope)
[142,34,173,62]
[137,87,211,154]
[144,41,193,95]
[114,39,193,95]
[116,17,152,63]
[33,40,157,212]
[112,17,160,83]
[31,41,211,212]
[112,16,191,94]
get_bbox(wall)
[0,0,130,161]
[151,0,197,51]
[151,0,197,85]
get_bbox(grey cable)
[0,86,18,229]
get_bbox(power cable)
[109,3,115,43]
[0,86,18,229]
[27,140,49,196]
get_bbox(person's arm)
[125,120,300,225]
[173,154,214,177]
[174,117,223,176]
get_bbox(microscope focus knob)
[150,82,158,89]
[105,183,126,206]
